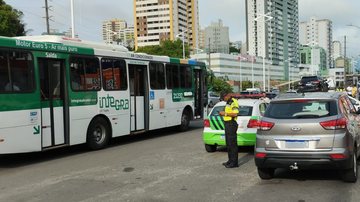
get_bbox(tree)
[229,46,240,54]
[0,0,26,36]
[208,76,233,96]
[136,39,189,58]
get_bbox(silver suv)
[255,92,360,182]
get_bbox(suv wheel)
[205,144,217,152]
[342,148,358,183]
[257,167,275,180]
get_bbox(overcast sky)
[5,0,360,57]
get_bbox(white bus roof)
[15,35,129,52]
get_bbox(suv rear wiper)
[293,114,320,119]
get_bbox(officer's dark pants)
[224,120,238,165]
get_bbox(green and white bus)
[0,35,206,154]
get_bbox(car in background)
[265,92,278,99]
[203,96,269,152]
[207,91,220,108]
[255,92,360,182]
[286,90,297,94]
[298,75,328,92]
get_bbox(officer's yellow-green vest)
[224,98,239,121]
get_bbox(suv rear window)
[301,76,319,83]
[210,106,253,116]
[265,100,337,119]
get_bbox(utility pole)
[71,0,75,38]
[344,35,347,87]
[44,0,51,34]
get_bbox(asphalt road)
[0,120,360,202]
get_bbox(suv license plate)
[285,140,309,149]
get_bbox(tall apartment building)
[299,17,333,69]
[102,19,127,43]
[134,0,200,50]
[198,28,205,51]
[204,19,230,54]
[332,40,342,60]
[246,0,299,81]
[118,25,135,49]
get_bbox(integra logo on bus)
[99,94,129,110]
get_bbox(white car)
[203,97,270,152]
[207,91,220,107]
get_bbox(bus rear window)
[0,50,34,93]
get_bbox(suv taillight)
[258,121,274,131]
[320,118,347,130]
[204,119,210,127]
[247,119,260,128]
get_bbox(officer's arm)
[226,107,239,117]
[219,111,237,117]
[226,112,238,117]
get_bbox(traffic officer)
[219,96,239,168]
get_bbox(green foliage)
[242,81,261,89]
[207,74,232,94]
[241,81,253,89]
[0,0,26,36]
[136,39,189,58]
[229,46,240,54]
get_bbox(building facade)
[134,0,200,50]
[245,0,299,82]
[299,45,327,77]
[102,19,127,43]
[299,17,333,68]
[203,19,230,54]
[191,53,289,91]
[332,40,342,60]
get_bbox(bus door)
[129,64,148,132]
[38,58,68,148]
[194,68,205,119]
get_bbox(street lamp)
[192,48,204,54]
[284,58,292,90]
[305,41,319,75]
[176,30,187,59]
[105,29,120,44]
[347,24,360,30]
[238,55,247,92]
[247,51,255,88]
[70,0,75,38]
[254,12,273,92]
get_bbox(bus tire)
[178,110,190,132]
[86,117,111,150]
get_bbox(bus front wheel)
[87,117,111,150]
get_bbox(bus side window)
[149,62,165,90]
[70,56,100,91]
[180,65,192,89]
[0,50,34,93]
[166,64,179,89]
[101,58,127,91]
